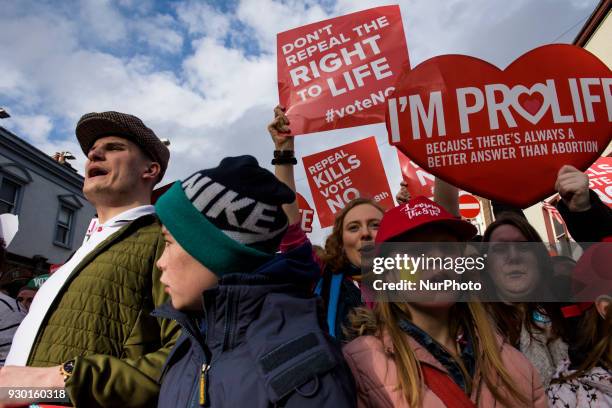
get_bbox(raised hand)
[267,105,294,151]
[555,165,591,212]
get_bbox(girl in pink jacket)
[343,197,548,407]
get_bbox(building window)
[0,176,22,214]
[54,204,75,248]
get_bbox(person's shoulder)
[343,334,397,391]
[135,212,161,227]
[499,338,540,377]
[343,334,385,358]
[0,292,18,311]
[127,214,162,237]
[0,291,15,303]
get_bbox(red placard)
[397,150,434,199]
[302,136,394,227]
[296,193,315,233]
[277,6,409,135]
[397,150,482,218]
[387,44,612,208]
[586,156,612,208]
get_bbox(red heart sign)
[519,95,544,116]
[386,44,612,207]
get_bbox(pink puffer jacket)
[343,332,548,407]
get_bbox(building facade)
[0,126,96,294]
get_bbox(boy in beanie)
[153,156,356,408]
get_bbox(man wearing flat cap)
[0,112,180,407]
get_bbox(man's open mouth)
[88,167,109,178]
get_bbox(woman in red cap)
[342,196,547,407]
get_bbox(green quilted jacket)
[27,214,180,407]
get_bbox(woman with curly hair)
[316,197,385,340]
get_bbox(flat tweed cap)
[76,111,170,179]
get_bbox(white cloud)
[0,66,30,102]
[134,14,184,54]
[0,0,600,244]
[236,0,330,52]
[182,37,277,122]
[175,1,231,40]
[116,0,156,13]
[9,115,53,144]
[79,0,129,45]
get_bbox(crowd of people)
[0,106,608,408]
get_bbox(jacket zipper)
[179,320,209,408]
[222,287,235,351]
[193,288,230,406]
[199,363,211,405]
[157,315,207,383]
[153,308,209,406]
[197,292,214,407]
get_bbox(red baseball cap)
[376,196,478,243]
[560,237,611,318]
[569,240,612,302]
[561,302,593,318]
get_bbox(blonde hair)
[346,302,529,406]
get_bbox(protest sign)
[302,136,394,227]
[278,5,409,135]
[296,192,315,232]
[397,150,483,221]
[386,44,612,208]
[397,150,434,199]
[586,156,612,207]
[0,214,18,247]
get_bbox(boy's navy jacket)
[153,242,357,408]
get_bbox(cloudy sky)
[0,0,599,243]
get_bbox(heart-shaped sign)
[386,44,612,208]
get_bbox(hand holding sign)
[387,44,611,207]
[555,165,591,212]
[268,105,293,148]
[396,181,411,205]
[278,6,409,135]
[267,105,300,226]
